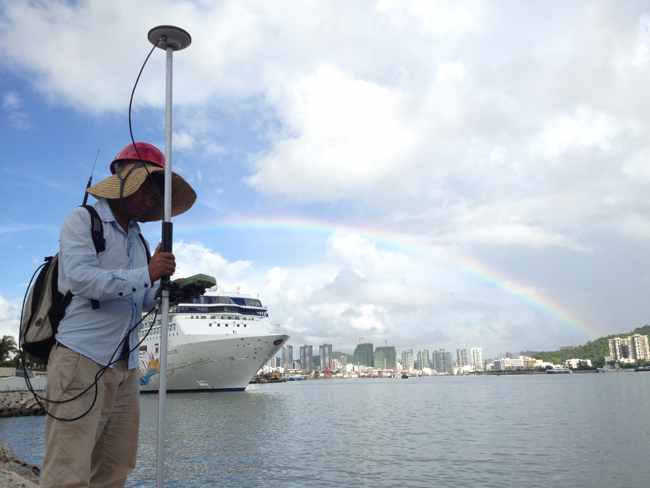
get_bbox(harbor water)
[1,374,649,487]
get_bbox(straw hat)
[87,142,196,222]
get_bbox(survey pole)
[147,25,192,488]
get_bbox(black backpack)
[19,205,150,363]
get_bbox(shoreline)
[0,391,45,418]
[0,444,39,487]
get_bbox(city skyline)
[279,341,485,370]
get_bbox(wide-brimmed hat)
[87,142,196,222]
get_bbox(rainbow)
[176,213,594,338]
[457,254,593,338]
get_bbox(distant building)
[299,345,313,373]
[319,344,333,370]
[331,358,343,370]
[432,349,452,374]
[282,345,293,370]
[374,346,397,369]
[631,334,650,361]
[470,347,483,371]
[492,357,521,370]
[456,348,470,368]
[609,337,627,361]
[401,349,415,370]
[353,343,374,367]
[332,351,349,365]
[416,349,430,370]
[609,334,650,362]
[565,358,592,369]
[491,355,538,371]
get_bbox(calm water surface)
[1,374,649,487]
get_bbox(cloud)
[617,214,650,241]
[531,106,628,161]
[0,295,19,339]
[174,241,253,288]
[172,232,580,354]
[248,64,418,201]
[172,131,195,151]
[2,91,29,129]
[3,1,650,352]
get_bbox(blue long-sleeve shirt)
[56,198,158,369]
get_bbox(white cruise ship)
[138,289,288,392]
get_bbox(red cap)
[110,142,165,174]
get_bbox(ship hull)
[139,334,288,392]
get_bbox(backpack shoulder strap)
[138,233,151,264]
[80,205,104,309]
[81,205,105,254]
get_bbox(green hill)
[525,325,650,368]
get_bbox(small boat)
[286,375,306,381]
[546,368,572,374]
[635,366,650,372]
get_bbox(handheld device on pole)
[147,25,192,488]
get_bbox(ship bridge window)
[174,303,267,317]
[196,296,235,304]
[176,306,211,313]
[231,297,263,307]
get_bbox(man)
[40,142,196,487]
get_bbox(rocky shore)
[0,392,42,485]
[0,444,39,487]
[0,392,45,418]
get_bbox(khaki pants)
[40,344,140,488]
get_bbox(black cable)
[17,255,159,420]
[21,305,159,422]
[119,42,159,198]
[128,43,157,163]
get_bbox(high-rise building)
[353,343,374,367]
[631,334,650,361]
[609,337,626,361]
[432,348,452,374]
[319,344,333,370]
[401,349,414,370]
[299,345,313,373]
[470,347,483,371]
[609,335,650,362]
[282,344,293,370]
[456,348,470,368]
[374,346,397,369]
[416,349,430,370]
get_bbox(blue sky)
[2,1,650,356]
